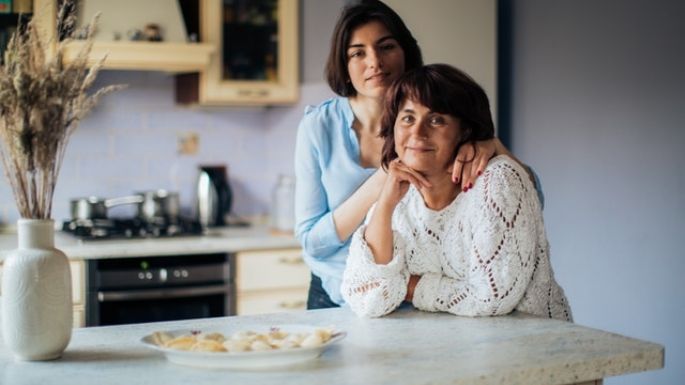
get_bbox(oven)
[86,253,235,327]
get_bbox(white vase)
[1,219,72,361]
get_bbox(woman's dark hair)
[325,0,423,97]
[380,64,495,169]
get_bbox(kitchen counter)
[0,307,663,385]
[0,224,300,261]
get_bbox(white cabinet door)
[236,249,309,292]
[235,248,309,315]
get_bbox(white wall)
[509,1,685,384]
[384,0,497,118]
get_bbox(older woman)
[341,64,572,320]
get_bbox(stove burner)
[63,217,202,240]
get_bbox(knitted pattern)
[342,156,572,320]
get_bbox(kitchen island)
[0,307,663,385]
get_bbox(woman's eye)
[381,43,396,51]
[430,116,446,125]
[400,115,414,124]
[348,50,363,59]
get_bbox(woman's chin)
[400,159,431,173]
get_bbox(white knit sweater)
[342,156,572,320]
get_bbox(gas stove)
[62,217,203,240]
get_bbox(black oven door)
[90,284,231,326]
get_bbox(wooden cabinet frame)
[32,0,215,73]
[192,0,299,105]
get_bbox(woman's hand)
[450,139,497,191]
[405,275,421,302]
[378,159,431,209]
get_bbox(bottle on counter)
[270,174,295,233]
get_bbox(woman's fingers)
[450,157,464,185]
[391,160,431,189]
[453,143,474,190]
[472,139,496,176]
[454,140,497,191]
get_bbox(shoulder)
[465,155,538,214]
[300,97,348,130]
[482,155,533,191]
[297,97,349,144]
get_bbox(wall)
[509,1,685,384]
[0,0,342,224]
[385,0,497,119]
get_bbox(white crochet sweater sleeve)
[341,221,410,318]
[412,157,540,316]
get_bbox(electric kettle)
[195,165,233,228]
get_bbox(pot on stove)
[70,195,143,221]
[70,191,180,222]
[135,190,180,222]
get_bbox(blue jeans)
[307,273,340,310]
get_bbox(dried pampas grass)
[0,3,123,219]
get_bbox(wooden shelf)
[63,41,215,73]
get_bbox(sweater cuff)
[351,225,406,278]
[412,273,441,312]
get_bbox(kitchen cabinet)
[176,0,299,106]
[0,259,86,328]
[31,0,215,73]
[235,248,309,315]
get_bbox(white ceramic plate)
[140,324,346,370]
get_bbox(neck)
[418,172,460,210]
[349,94,384,135]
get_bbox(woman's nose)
[410,120,429,138]
[366,48,383,68]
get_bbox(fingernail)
[468,182,473,189]
[462,186,468,192]
[477,171,482,176]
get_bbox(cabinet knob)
[278,256,304,265]
[278,300,306,309]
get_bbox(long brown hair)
[380,64,495,169]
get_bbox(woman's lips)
[365,72,389,83]
[406,146,434,152]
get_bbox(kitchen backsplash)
[0,71,334,224]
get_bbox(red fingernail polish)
[462,186,468,192]
[469,182,473,189]
[477,171,482,176]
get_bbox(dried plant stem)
[0,3,123,219]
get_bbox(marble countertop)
[0,224,300,261]
[0,308,664,385]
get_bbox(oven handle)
[97,284,231,302]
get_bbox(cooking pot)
[70,195,143,221]
[135,190,180,222]
[70,191,180,221]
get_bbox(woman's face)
[346,20,405,100]
[394,99,461,174]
